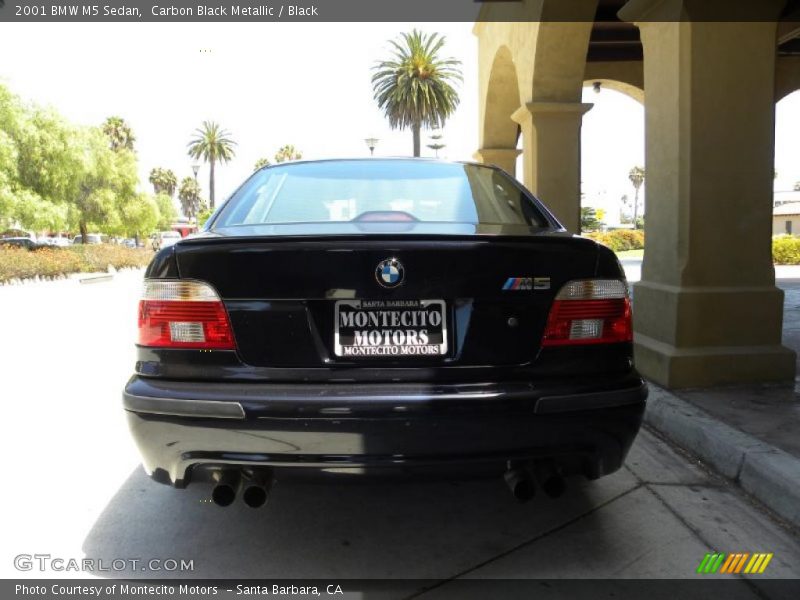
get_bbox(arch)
[482,45,522,149]
[583,59,645,103]
[582,79,644,104]
[776,56,800,103]
[528,19,597,103]
[774,88,800,197]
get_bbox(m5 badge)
[502,277,550,291]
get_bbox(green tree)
[196,205,214,228]
[274,145,302,163]
[580,207,601,233]
[371,30,462,157]
[628,166,645,230]
[153,193,177,230]
[0,88,79,232]
[70,128,138,242]
[187,121,236,210]
[178,176,202,222]
[121,193,159,240]
[102,116,136,152]
[254,157,271,171]
[148,167,178,197]
[0,85,141,238]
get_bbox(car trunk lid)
[173,234,599,368]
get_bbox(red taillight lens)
[137,280,235,350]
[542,279,632,347]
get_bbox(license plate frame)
[334,299,448,358]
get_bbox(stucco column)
[473,148,522,178]
[511,102,592,233]
[620,1,795,387]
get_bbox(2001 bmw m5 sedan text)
[123,159,647,507]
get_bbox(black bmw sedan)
[124,158,647,507]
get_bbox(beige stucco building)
[473,0,800,388]
[773,198,800,235]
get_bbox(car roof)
[253,157,492,173]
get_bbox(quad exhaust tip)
[210,468,273,508]
[504,462,566,502]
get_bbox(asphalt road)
[1,269,799,594]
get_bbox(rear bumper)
[123,375,647,487]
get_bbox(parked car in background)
[72,233,106,245]
[0,237,37,250]
[151,231,182,251]
[121,238,137,248]
[37,237,71,247]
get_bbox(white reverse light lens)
[555,279,628,301]
[569,319,604,339]
[169,321,206,343]
[142,280,221,301]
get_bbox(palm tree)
[371,30,462,157]
[102,116,135,152]
[254,157,271,171]
[628,166,645,230]
[187,121,236,210]
[149,167,178,197]
[178,177,202,223]
[274,145,302,163]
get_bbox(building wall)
[773,215,800,236]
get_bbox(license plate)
[334,299,448,358]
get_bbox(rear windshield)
[213,160,550,229]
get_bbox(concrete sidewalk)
[625,265,800,531]
[643,385,800,530]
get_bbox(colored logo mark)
[503,277,550,291]
[696,552,773,575]
[503,277,532,291]
[375,258,404,288]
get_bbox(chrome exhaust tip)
[210,470,240,507]
[242,485,269,508]
[242,468,274,508]
[504,467,536,502]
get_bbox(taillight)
[542,279,632,346]
[137,280,235,349]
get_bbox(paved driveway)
[1,270,799,594]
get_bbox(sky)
[0,22,798,225]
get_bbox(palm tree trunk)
[633,188,640,230]
[412,123,421,158]
[209,159,216,210]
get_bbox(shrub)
[772,235,800,265]
[585,229,645,253]
[0,245,153,284]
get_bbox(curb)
[0,266,144,287]
[644,384,800,529]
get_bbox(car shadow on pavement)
[81,466,629,580]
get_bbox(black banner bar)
[1,0,799,22]
[4,579,800,600]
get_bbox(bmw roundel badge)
[375,258,404,288]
